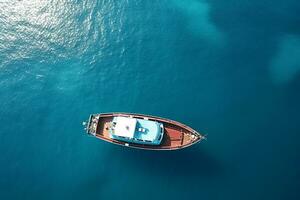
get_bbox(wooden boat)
[83,112,205,150]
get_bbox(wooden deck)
[89,113,202,150]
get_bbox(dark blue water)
[1,0,300,199]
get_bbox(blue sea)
[1,0,300,199]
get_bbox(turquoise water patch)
[270,35,300,84]
[171,0,223,44]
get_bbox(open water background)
[0,0,300,199]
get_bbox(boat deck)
[93,114,200,150]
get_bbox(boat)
[83,112,205,150]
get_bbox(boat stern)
[83,114,98,136]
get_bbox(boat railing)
[83,114,93,134]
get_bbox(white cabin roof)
[113,117,137,138]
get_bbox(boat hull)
[85,112,204,150]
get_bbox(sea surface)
[1,0,300,199]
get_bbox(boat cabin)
[109,116,164,145]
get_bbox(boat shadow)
[108,144,223,179]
